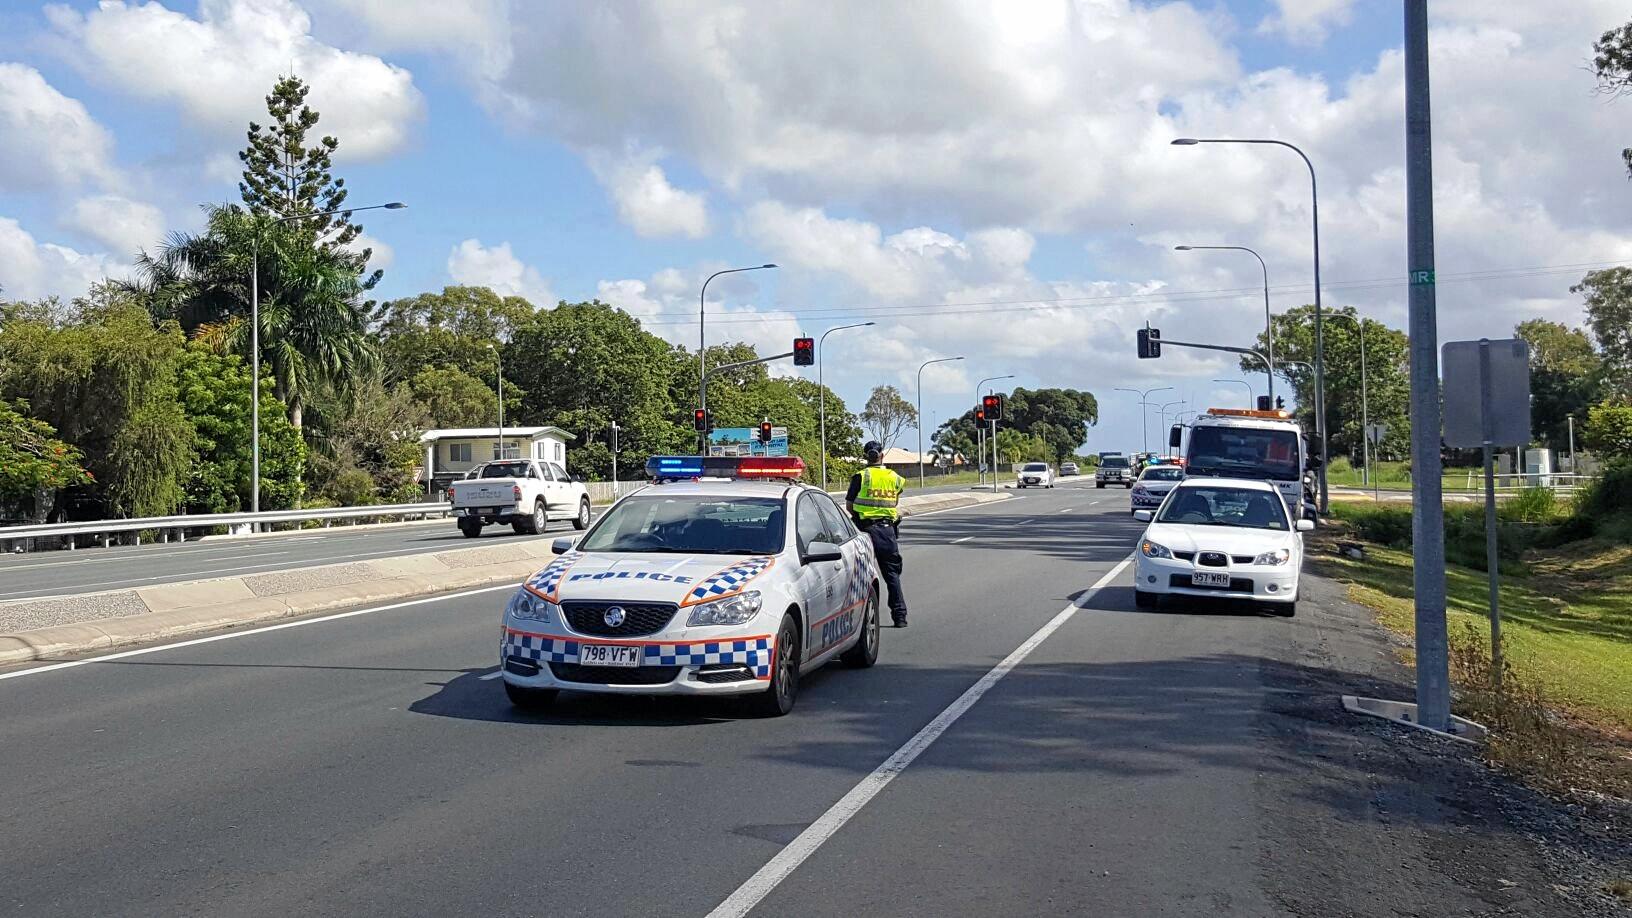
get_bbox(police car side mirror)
[801,541,844,564]
[551,537,578,555]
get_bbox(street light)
[1158,399,1187,438]
[1321,312,1371,487]
[975,375,1014,482]
[487,343,505,459]
[251,201,405,515]
[1113,386,1173,455]
[817,321,875,489]
[1175,244,1274,403]
[1213,378,1254,407]
[697,263,777,453]
[1173,136,1328,512]
[917,356,965,489]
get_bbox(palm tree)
[128,204,376,430]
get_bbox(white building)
[419,426,574,497]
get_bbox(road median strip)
[0,490,1011,668]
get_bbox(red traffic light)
[975,407,986,423]
[981,393,1003,421]
[693,408,710,432]
[793,337,815,366]
[758,421,773,444]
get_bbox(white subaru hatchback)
[1132,477,1313,616]
[498,456,881,716]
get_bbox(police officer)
[847,440,909,627]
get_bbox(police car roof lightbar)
[644,455,807,482]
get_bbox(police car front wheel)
[749,612,801,717]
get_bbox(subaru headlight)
[1253,548,1291,566]
[504,588,558,623]
[1140,539,1173,560]
[687,590,763,627]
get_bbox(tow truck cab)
[1172,409,1316,520]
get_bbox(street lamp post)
[1175,244,1274,403]
[487,343,505,459]
[697,264,777,453]
[1173,136,1327,512]
[917,356,965,489]
[1159,399,1187,436]
[817,322,875,489]
[1113,386,1173,455]
[1322,312,1370,486]
[251,201,405,516]
[975,375,1014,483]
[1213,378,1254,407]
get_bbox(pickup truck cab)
[451,459,592,538]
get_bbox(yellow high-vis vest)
[853,466,904,521]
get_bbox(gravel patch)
[0,591,151,632]
[436,545,532,568]
[243,563,377,597]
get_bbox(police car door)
[793,491,841,663]
[812,492,866,657]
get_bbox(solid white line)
[478,670,504,681]
[949,536,973,544]
[1015,518,1033,525]
[0,584,516,683]
[704,553,1136,918]
[1058,507,1074,513]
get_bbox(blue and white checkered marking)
[503,630,774,679]
[681,556,776,606]
[525,550,582,601]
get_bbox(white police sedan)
[1131,477,1313,616]
[499,456,881,716]
[1129,464,1184,514]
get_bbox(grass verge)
[1310,510,1632,797]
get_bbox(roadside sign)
[1441,339,1530,448]
[1366,423,1388,445]
[709,427,789,458]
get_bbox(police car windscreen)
[1184,427,1299,481]
[1142,467,1184,481]
[578,496,786,555]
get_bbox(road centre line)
[1058,507,1074,512]
[0,584,517,683]
[949,536,973,544]
[478,670,504,681]
[704,553,1137,918]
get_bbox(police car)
[498,456,881,717]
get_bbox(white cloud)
[0,216,124,302]
[1257,0,1358,46]
[0,63,118,192]
[65,194,166,258]
[317,0,513,79]
[46,0,425,160]
[591,155,711,239]
[344,231,394,272]
[447,238,554,305]
[596,271,804,376]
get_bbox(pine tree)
[238,75,381,290]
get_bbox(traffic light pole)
[699,351,795,455]
[990,418,998,493]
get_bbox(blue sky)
[3,0,1630,456]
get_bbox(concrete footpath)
[0,489,1010,667]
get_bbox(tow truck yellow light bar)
[1205,407,1293,420]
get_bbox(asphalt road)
[0,481,1323,916]
[0,477,1013,602]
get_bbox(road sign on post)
[1442,337,1531,685]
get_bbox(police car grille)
[549,663,682,685]
[562,601,678,637]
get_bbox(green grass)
[1324,459,1484,492]
[1312,528,1632,732]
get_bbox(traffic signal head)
[1256,395,1272,411]
[693,408,710,432]
[758,420,773,444]
[982,393,1003,421]
[793,337,815,366]
[1137,326,1162,359]
[975,407,986,424]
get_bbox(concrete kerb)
[0,490,1009,668]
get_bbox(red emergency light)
[735,456,807,478]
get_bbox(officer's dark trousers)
[864,520,907,621]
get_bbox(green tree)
[859,385,917,451]
[0,400,91,516]
[1584,402,1632,460]
[995,428,1051,464]
[1006,387,1099,464]
[1593,21,1632,178]
[1240,305,1410,462]
[239,74,379,289]
[175,343,304,513]
[0,289,195,517]
[1514,318,1603,452]
[373,286,535,383]
[1571,268,1632,400]
[406,366,498,429]
[304,374,429,504]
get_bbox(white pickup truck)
[450,459,592,538]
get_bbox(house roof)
[418,426,573,443]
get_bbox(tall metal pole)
[610,420,619,498]
[990,416,999,492]
[975,374,1013,482]
[1567,415,1576,472]
[496,347,505,456]
[1176,245,1274,403]
[1212,378,1253,407]
[1324,313,1371,487]
[817,321,874,490]
[697,263,777,454]
[1172,138,1326,510]
[1405,0,1450,732]
[917,356,965,489]
[1479,340,1503,686]
[1159,399,1186,435]
[1114,386,1171,456]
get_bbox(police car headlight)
[1253,548,1291,566]
[687,590,763,626]
[505,588,558,623]
[1140,539,1173,560]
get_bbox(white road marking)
[0,584,517,683]
[0,548,293,575]
[478,670,504,681]
[949,536,973,544]
[1058,507,1074,513]
[1015,518,1033,525]
[704,553,1136,918]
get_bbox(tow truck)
[1171,408,1317,520]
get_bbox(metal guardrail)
[1459,471,1597,492]
[1,502,452,552]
